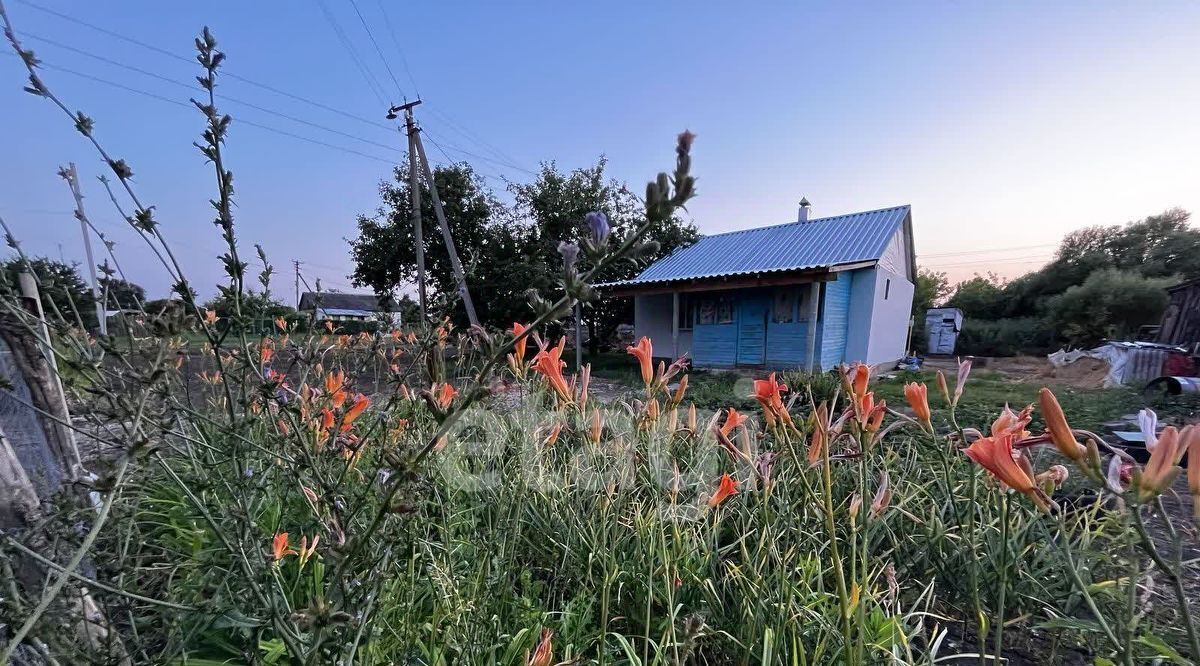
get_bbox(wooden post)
[412,127,479,327]
[805,282,820,371]
[671,291,680,359]
[64,164,106,336]
[403,105,428,324]
[574,302,583,371]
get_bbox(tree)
[911,268,950,316]
[1046,269,1174,347]
[202,290,294,332]
[946,273,1008,320]
[0,256,97,329]
[349,159,506,324]
[98,277,145,310]
[509,158,698,352]
[350,156,698,341]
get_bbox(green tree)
[98,277,145,310]
[509,158,698,352]
[912,268,950,316]
[0,256,97,329]
[1045,269,1174,347]
[349,159,510,325]
[946,273,1008,320]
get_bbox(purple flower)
[585,211,610,246]
[558,241,579,271]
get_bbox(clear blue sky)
[3,1,1199,300]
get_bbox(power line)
[926,254,1054,269]
[426,105,523,169]
[313,0,390,106]
[21,31,406,154]
[375,0,420,98]
[422,132,508,183]
[919,243,1058,259]
[422,129,537,176]
[346,0,406,100]
[0,55,399,165]
[13,0,394,132]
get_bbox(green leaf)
[1136,633,1190,665]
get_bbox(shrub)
[955,316,1056,357]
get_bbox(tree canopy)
[942,208,1198,350]
[349,155,698,345]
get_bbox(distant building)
[298,292,402,328]
[603,202,915,370]
[1156,278,1200,353]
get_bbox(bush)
[955,317,1056,357]
[1046,268,1174,347]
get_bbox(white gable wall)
[843,264,915,368]
[876,226,909,278]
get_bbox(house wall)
[633,294,692,358]
[819,273,853,370]
[864,266,915,366]
[844,268,877,364]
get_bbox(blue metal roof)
[612,204,910,287]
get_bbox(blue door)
[737,295,769,365]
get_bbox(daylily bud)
[870,471,892,518]
[935,370,950,404]
[1038,388,1085,461]
[848,493,862,522]
[1036,464,1070,495]
[1137,426,1183,502]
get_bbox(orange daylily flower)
[320,408,335,432]
[846,362,870,401]
[532,338,573,403]
[903,382,931,427]
[325,370,345,395]
[670,374,689,405]
[626,336,655,387]
[331,390,348,409]
[271,532,297,561]
[342,394,370,428]
[203,309,219,326]
[542,422,563,447]
[590,408,603,444]
[935,370,950,404]
[528,628,553,666]
[1037,388,1085,461]
[323,320,334,333]
[708,473,740,508]
[720,408,747,436]
[511,322,529,360]
[274,316,287,332]
[260,340,274,364]
[1184,425,1200,520]
[752,372,790,425]
[432,383,457,410]
[991,404,1032,439]
[1137,425,1184,501]
[964,433,1051,511]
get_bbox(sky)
[2,1,1199,301]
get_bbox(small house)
[298,292,402,328]
[604,202,915,370]
[925,307,963,355]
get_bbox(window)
[885,279,891,300]
[677,294,696,331]
[698,296,734,325]
[772,288,795,323]
[716,297,734,324]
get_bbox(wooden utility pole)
[63,164,106,335]
[412,126,479,327]
[293,260,301,309]
[394,101,428,324]
[387,100,478,327]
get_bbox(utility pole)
[63,163,106,336]
[394,100,428,323]
[388,99,478,328]
[293,260,302,309]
